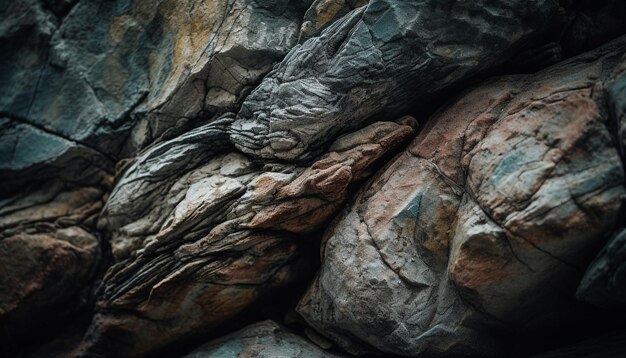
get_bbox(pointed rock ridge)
[0,0,308,193]
[79,118,415,357]
[183,320,344,358]
[297,36,626,356]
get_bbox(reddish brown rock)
[298,36,626,356]
[0,181,107,353]
[77,118,415,357]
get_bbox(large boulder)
[184,320,343,358]
[298,36,626,356]
[77,118,416,356]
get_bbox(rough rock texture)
[229,0,560,162]
[77,118,416,356]
[184,320,343,358]
[0,0,307,193]
[0,178,108,350]
[577,229,626,307]
[298,36,626,357]
[2,0,626,356]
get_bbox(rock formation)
[298,36,626,356]
[1,0,625,357]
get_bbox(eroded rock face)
[298,36,626,356]
[184,320,343,358]
[0,0,307,193]
[78,118,416,356]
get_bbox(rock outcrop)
[1,0,626,357]
[298,36,626,357]
[0,0,308,193]
[184,320,343,358]
[78,118,416,356]
[231,0,560,162]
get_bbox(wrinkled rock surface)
[298,36,626,356]
[78,118,415,356]
[231,0,560,162]
[184,320,343,358]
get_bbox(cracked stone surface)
[0,0,308,193]
[1,0,626,357]
[184,320,343,358]
[230,0,560,162]
[297,36,626,357]
[77,118,416,357]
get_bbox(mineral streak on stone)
[0,0,308,193]
[298,36,626,357]
[79,118,416,356]
[184,320,344,358]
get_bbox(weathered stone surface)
[230,0,559,162]
[298,37,626,356]
[577,228,626,307]
[0,179,107,350]
[606,53,626,158]
[77,118,415,356]
[0,0,307,191]
[184,320,343,358]
[559,0,626,57]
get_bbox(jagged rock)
[0,0,307,192]
[230,0,560,162]
[577,229,626,307]
[0,179,108,352]
[184,320,343,358]
[298,36,626,356]
[299,0,368,42]
[77,118,415,356]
